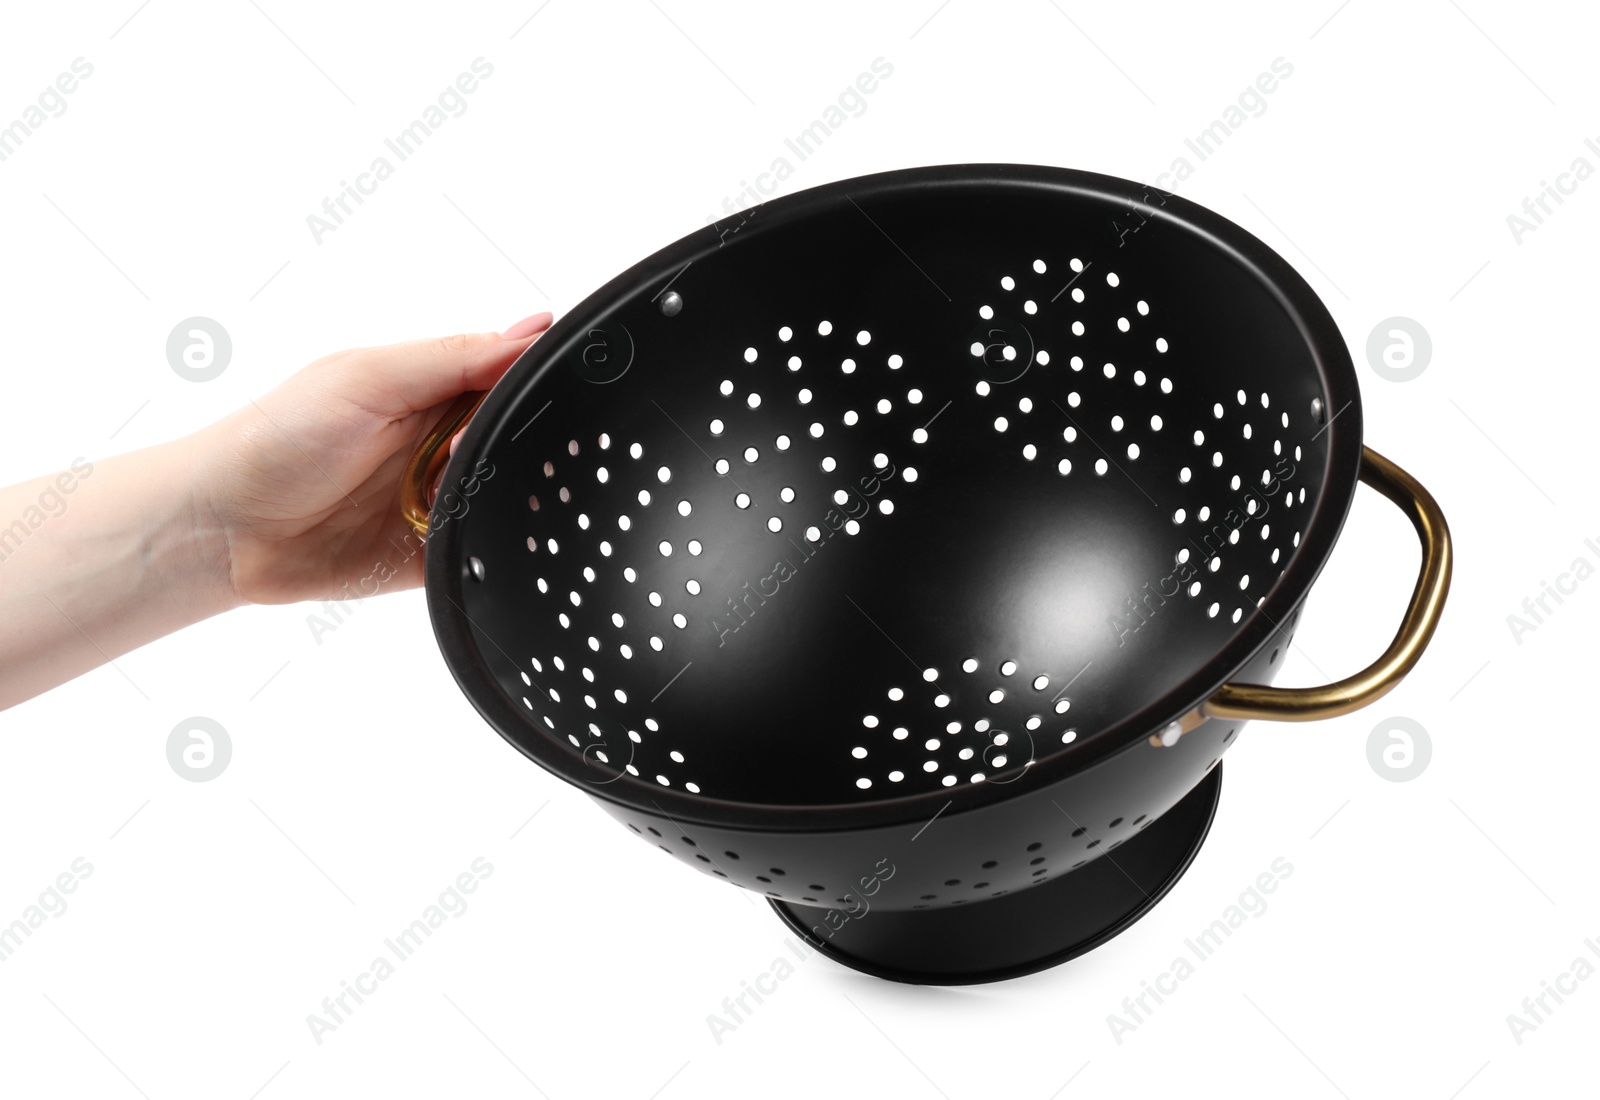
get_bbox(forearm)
[0,436,241,709]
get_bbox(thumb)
[337,313,555,418]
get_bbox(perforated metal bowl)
[402,164,1451,983]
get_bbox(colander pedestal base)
[769,764,1222,985]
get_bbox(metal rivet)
[1158,721,1183,747]
[659,291,683,317]
[468,556,486,582]
[1310,397,1326,423]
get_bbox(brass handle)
[401,391,487,537]
[1201,446,1452,723]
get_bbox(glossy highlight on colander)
[401,164,1452,984]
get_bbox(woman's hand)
[0,313,552,709]
[195,313,551,606]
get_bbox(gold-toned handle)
[401,391,487,537]
[1201,446,1453,723]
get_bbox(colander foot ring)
[768,764,1222,986]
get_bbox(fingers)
[428,423,471,506]
[330,313,555,418]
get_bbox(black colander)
[402,164,1451,984]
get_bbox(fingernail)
[501,312,553,340]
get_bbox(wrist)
[162,426,249,618]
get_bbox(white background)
[1,1,1595,1097]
